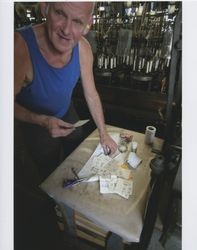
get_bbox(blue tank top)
[16,26,80,118]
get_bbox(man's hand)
[100,133,118,155]
[43,116,75,138]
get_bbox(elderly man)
[14,2,117,181]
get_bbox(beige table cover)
[40,125,163,242]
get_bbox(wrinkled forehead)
[51,2,94,17]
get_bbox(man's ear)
[83,24,91,35]
[83,17,93,35]
[39,2,49,17]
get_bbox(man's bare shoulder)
[79,36,93,62]
[14,31,33,87]
[14,31,31,67]
[79,36,92,52]
[14,31,25,50]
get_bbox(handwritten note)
[78,133,129,178]
[100,175,133,199]
[91,155,112,176]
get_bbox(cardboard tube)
[145,126,156,144]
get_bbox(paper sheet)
[78,144,110,178]
[74,119,90,128]
[78,133,124,178]
[78,133,135,199]
[127,152,142,169]
[100,175,133,199]
[78,133,136,178]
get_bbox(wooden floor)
[61,226,181,250]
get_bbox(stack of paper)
[78,133,140,199]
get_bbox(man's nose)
[62,19,72,35]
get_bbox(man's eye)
[55,9,64,16]
[73,19,83,26]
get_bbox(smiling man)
[14,2,117,181]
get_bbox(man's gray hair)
[91,2,96,15]
[46,2,95,15]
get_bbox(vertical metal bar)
[164,7,182,146]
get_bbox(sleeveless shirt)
[16,26,80,118]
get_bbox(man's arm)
[79,38,117,154]
[14,32,74,138]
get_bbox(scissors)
[63,167,98,189]
[63,177,87,189]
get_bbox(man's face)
[46,2,93,53]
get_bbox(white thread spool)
[145,126,156,144]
